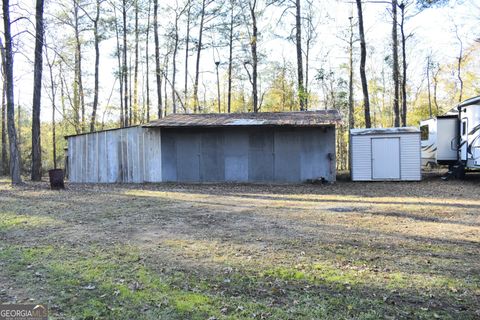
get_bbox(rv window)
[462,121,467,136]
[420,125,429,141]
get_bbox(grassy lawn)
[0,175,479,319]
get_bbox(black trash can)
[48,169,65,190]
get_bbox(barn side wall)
[351,133,421,181]
[161,126,336,183]
[67,127,162,183]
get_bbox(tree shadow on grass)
[1,183,479,319]
[4,184,480,229]
[0,242,478,320]
[2,189,479,259]
[1,190,478,295]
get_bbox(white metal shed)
[350,127,421,181]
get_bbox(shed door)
[371,138,400,180]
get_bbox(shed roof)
[143,110,341,128]
[350,127,420,136]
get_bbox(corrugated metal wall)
[67,127,162,183]
[161,126,336,183]
[351,133,421,181]
[67,125,336,183]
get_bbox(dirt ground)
[0,173,479,319]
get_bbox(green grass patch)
[0,212,61,231]
[0,243,454,320]
[1,181,479,319]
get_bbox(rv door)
[460,117,468,162]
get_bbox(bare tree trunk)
[113,5,124,126]
[31,0,44,180]
[73,1,81,133]
[0,5,22,184]
[161,52,170,117]
[160,62,187,113]
[1,45,8,176]
[381,64,386,123]
[46,51,57,169]
[141,67,145,122]
[52,98,56,169]
[90,0,101,132]
[202,81,207,111]
[122,0,129,125]
[305,43,310,111]
[227,0,234,113]
[78,52,85,131]
[433,65,440,114]
[348,16,354,130]
[281,58,286,111]
[295,0,305,111]
[73,0,86,132]
[17,100,21,171]
[400,2,407,126]
[59,62,66,116]
[145,1,151,122]
[129,54,132,121]
[1,82,7,176]
[303,0,316,111]
[392,0,400,127]
[215,61,221,112]
[133,0,139,123]
[348,16,355,173]
[355,0,371,128]
[426,55,432,117]
[454,26,463,103]
[154,0,162,118]
[172,33,177,115]
[184,0,191,111]
[249,0,258,113]
[193,0,206,113]
[172,4,186,114]
[164,57,168,116]
[60,64,75,119]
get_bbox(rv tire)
[455,165,465,179]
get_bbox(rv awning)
[458,96,480,108]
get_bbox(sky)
[4,0,480,122]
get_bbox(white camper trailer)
[420,95,480,178]
[420,115,458,167]
[458,96,480,170]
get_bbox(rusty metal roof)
[64,125,140,139]
[143,110,342,128]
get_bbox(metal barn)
[350,127,421,181]
[66,110,341,183]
